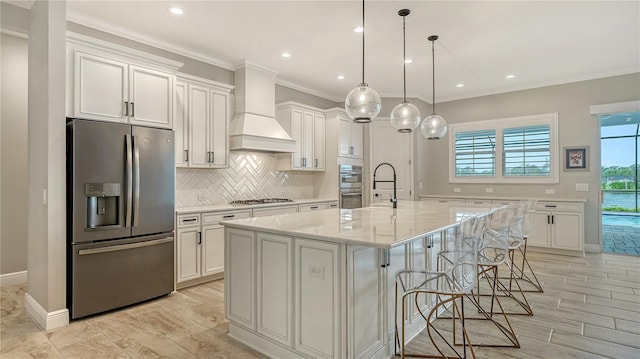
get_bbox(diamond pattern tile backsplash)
[176,151,316,207]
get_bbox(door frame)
[590,100,640,253]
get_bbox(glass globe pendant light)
[420,35,448,139]
[390,9,421,133]
[345,0,381,123]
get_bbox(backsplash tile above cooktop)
[176,151,315,207]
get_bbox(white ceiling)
[9,0,640,103]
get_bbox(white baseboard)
[24,293,69,330]
[585,244,602,253]
[0,270,27,286]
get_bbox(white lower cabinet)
[529,202,584,252]
[176,224,201,283]
[419,196,585,255]
[176,209,250,288]
[202,224,224,276]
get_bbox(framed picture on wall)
[564,146,589,170]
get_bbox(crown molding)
[66,11,235,71]
[275,78,342,103]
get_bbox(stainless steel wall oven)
[339,165,363,209]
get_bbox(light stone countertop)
[176,198,338,214]
[418,194,587,203]
[221,201,493,249]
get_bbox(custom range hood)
[229,62,296,153]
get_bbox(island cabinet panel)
[409,238,429,323]
[347,246,385,359]
[225,228,256,331]
[386,245,407,340]
[294,238,341,359]
[257,233,293,347]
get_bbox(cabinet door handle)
[349,146,354,154]
[315,159,318,168]
[124,101,129,117]
[551,215,554,225]
[131,102,135,117]
[547,215,550,224]
[211,151,214,163]
[197,231,202,244]
[184,149,188,162]
[300,158,304,167]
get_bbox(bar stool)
[463,205,521,348]
[509,200,543,293]
[483,201,534,316]
[394,215,483,359]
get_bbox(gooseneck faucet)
[372,162,397,208]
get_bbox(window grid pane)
[455,130,496,176]
[503,125,550,176]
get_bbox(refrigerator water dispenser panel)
[86,183,120,229]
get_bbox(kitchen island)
[221,201,492,359]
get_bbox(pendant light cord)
[402,15,407,102]
[361,0,365,84]
[431,38,436,114]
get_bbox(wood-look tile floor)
[1,251,639,358]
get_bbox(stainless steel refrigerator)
[67,119,175,319]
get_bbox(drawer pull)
[545,205,557,208]
[182,218,197,222]
[223,215,236,219]
[310,206,319,209]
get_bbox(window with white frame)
[449,113,559,183]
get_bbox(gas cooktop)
[229,198,294,205]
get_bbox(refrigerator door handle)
[132,135,141,227]
[78,237,174,256]
[125,134,133,228]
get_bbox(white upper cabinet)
[338,113,364,159]
[67,34,182,129]
[73,52,129,122]
[129,65,174,128]
[276,102,326,171]
[175,74,233,169]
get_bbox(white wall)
[416,73,640,248]
[1,33,29,276]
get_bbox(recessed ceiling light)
[506,74,516,79]
[281,52,291,58]
[404,59,413,64]
[168,7,183,15]
[337,75,345,80]
[353,26,364,33]
[456,83,464,88]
